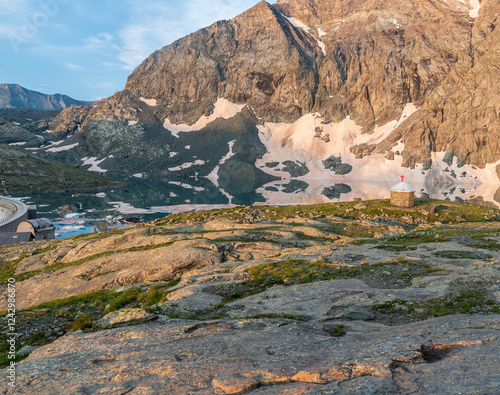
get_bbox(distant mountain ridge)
[0,84,91,111]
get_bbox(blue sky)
[0,0,265,101]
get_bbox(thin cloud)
[64,62,85,71]
[83,33,118,51]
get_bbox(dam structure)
[0,196,29,233]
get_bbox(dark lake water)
[12,177,499,238]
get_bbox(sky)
[0,0,266,101]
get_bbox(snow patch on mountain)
[317,41,327,56]
[81,156,113,173]
[255,104,489,198]
[207,140,236,182]
[392,18,401,29]
[164,98,245,137]
[47,142,79,153]
[140,98,157,106]
[469,0,481,18]
[283,15,311,32]
[168,160,206,172]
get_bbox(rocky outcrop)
[0,116,44,148]
[5,315,498,394]
[401,3,500,169]
[1,201,499,393]
[13,239,222,309]
[0,84,90,110]
[48,105,93,136]
[351,0,500,169]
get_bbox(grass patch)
[373,290,500,324]
[138,288,168,308]
[68,313,95,332]
[208,259,441,302]
[247,313,307,321]
[0,353,29,369]
[104,288,142,313]
[459,237,500,251]
[433,250,493,260]
[155,199,499,227]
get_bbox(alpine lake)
[11,176,500,239]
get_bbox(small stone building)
[16,218,55,241]
[391,181,416,208]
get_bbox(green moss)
[434,250,493,260]
[0,352,28,369]
[325,324,346,337]
[373,290,500,324]
[138,288,168,308]
[247,313,307,321]
[68,313,95,332]
[208,259,441,302]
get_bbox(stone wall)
[391,191,415,208]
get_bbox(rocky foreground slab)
[0,199,499,394]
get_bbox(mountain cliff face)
[0,84,90,111]
[126,0,472,128]
[24,0,500,202]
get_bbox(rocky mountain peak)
[124,0,485,131]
